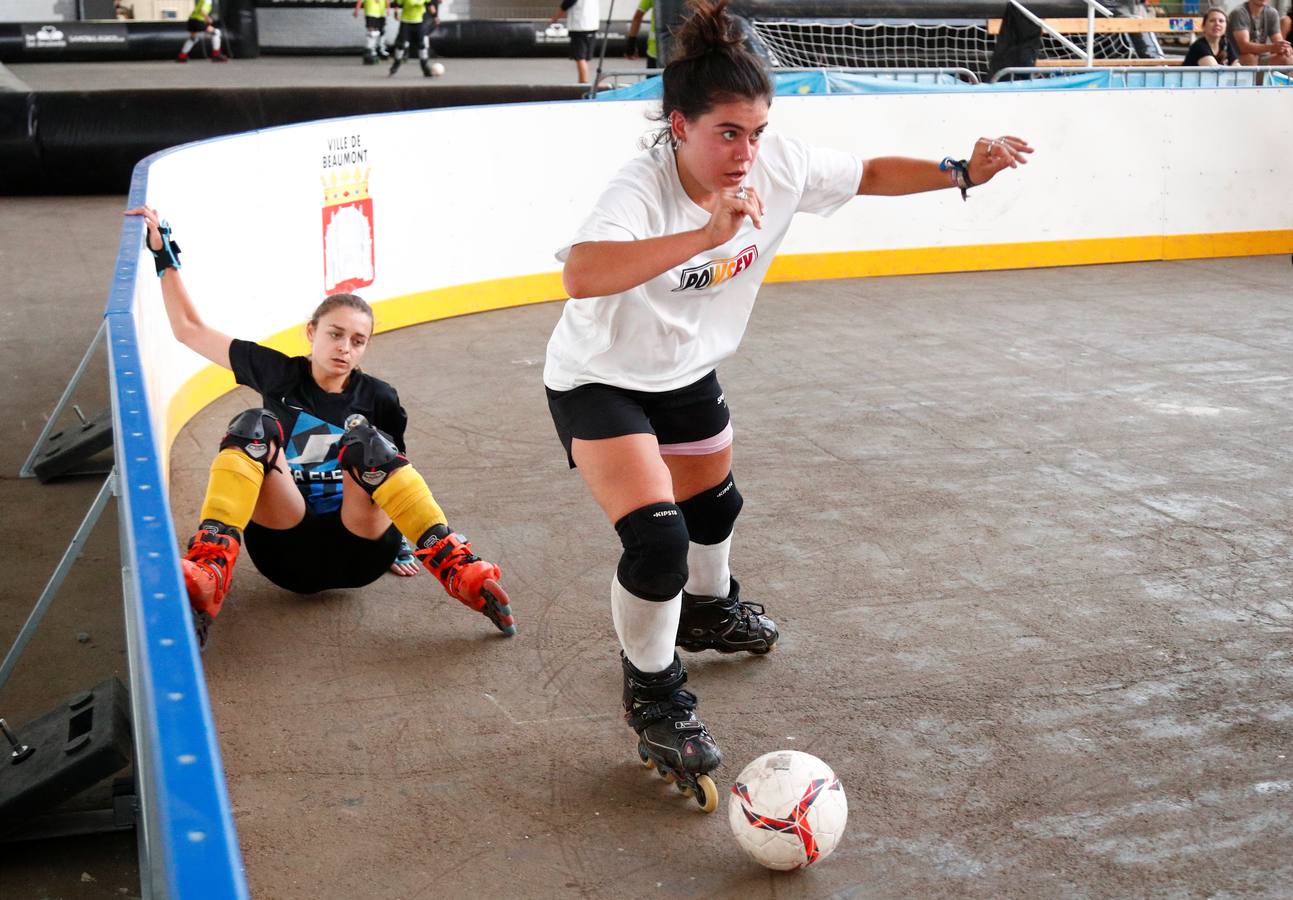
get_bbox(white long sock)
[181,36,197,55]
[611,575,680,673]
[684,533,732,598]
[211,28,222,53]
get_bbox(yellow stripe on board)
[162,229,1293,474]
[767,230,1293,283]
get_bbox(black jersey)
[1182,35,1237,66]
[229,339,408,515]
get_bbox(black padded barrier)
[261,19,635,58]
[1,84,589,195]
[0,21,258,64]
[0,0,259,62]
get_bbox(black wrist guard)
[150,220,182,276]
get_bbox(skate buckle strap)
[188,534,231,558]
[627,689,699,731]
[734,599,767,624]
[424,532,478,569]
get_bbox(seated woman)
[126,206,515,648]
[1184,7,1239,66]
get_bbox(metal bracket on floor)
[19,319,113,482]
[0,467,118,695]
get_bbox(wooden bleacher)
[986,16,1203,35]
[986,15,1198,66]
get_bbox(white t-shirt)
[544,132,863,393]
[568,0,601,33]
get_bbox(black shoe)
[676,578,778,654]
[363,54,377,65]
[388,58,401,76]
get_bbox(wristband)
[150,220,182,276]
[939,157,973,202]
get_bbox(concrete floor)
[1,196,140,899]
[2,54,1291,900]
[167,254,1291,898]
[6,55,646,91]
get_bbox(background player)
[389,0,444,77]
[178,0,226,63]
[125,206,514,649]
[545,0,1031,803]
[545,0,602,85]
[353,0,392,66]
[625,0,657,69]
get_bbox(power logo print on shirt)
[284,411,347,513]
[673,245,759,292]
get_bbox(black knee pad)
[614,502,690,601]
[218,408,283,473]
[676,472,743,545]
[338,415,408,496]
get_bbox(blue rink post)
[107,162,249,899]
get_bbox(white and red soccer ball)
[728,751,848,870]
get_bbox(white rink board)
[134,88,1293,472]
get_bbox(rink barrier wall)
[115,88,1290,895]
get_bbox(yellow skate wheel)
[638,747,655,769]
[660,770,676,784]
[694,774,719,813]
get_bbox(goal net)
[747,18,1137,80]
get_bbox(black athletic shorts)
[569,30,596,60]
[546,370,731,468]
[396,20,431,47]
[187,17,217,33]
[245,512,402,595]
[365,15,386,30]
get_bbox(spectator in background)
[353,0,392,66]
[1228,0,1293,66]
[1184,7,1239,65]
[546,0,602,84]
[625,0,658,68]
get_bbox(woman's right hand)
[700,186,763,249]
[124,206,165,252]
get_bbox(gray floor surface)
[163,252,1293,900]
[6,54,643,91]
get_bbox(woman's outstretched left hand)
[966,135,1033,187]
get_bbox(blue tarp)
[596,68,1277,99]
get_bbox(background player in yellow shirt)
[352,0,392,66]
[178,0,226,63]
[389,0,445,77]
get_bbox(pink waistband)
[658,423,734,456]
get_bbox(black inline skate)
[676,578,778,654]
[622,653,721,812]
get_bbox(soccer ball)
[728,751,847,870]
[430,62,445,77]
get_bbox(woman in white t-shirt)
[545,0,1032,811]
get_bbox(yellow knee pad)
[372,465,447,545]
[198,448,266,530]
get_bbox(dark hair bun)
[673,0,744,61]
